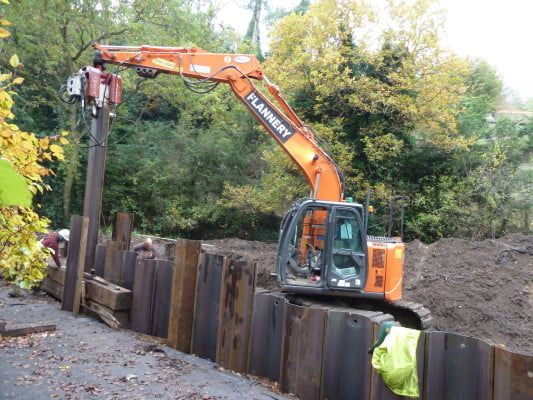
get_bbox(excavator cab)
[277,198,368,296]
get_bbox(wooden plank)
[130,258,156,334]
[216,258,257,373]
[280,303,326,400]
[111,212,134,250]
[73,216,89,316]
[1,324,56,337]
[84,278,132,311]
[167,239,201,352]
[191,252,224,361]
[103,240,126,286]
[40,277,63,300]
[46,265,66,285]
[150,260,174,338]
[493,347,533,400]
[82,299,129,330]
[62,215,86,312]
[248,292,287,382]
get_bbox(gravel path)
[0,281,293,400]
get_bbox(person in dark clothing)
[133,238,156,259]
[41,229,70,268]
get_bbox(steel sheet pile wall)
[130,258,174,337]
[167,239,201,353]
[323,309,375,399]
[165,239,533,400]
[216,258,256,372]
[248,292,286,382]
[424,332,493,400]
[131,258,156,334]
[191,252,224,360]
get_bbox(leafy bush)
[0,42,67,287]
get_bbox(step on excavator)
[62,44,432,329]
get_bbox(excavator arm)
[91,43,344,202]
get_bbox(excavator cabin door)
[277,199,368,294]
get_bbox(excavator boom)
[92,43,344,202]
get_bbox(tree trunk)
[251,0,262,47]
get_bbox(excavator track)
[386,300,434,330]
[282,293,434,331]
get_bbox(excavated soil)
[204,233,533,355]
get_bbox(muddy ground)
[205,233,533,355]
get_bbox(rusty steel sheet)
[94,244,106,277]
[216,258,257,373]
[103,240,126,286]
[122,251,137,291]
[191,252,224,361]
[150,260,174,338]
[62,215,87,312]
[130,258,156,334]
[82,106,109,272]
[167,239,201,353]
[493,346,533,400]
[424,331,493,400]
[369,329,426,400]
[322,309,377,400]
[111,212,134,250]
[280,302,327,400]
[248,292,287,383]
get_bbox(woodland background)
[2,0,532,245]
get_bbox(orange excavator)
[63,44,432,328]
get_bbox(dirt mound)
[403,233,532,354]
[203,239,281,291]
[205,234,533,355]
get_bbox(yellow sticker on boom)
[153,58,178,70]
[395,248,403,259]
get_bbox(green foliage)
[103,107,268,237]
[1,208,51,288]
[457,59,502,138]
[0,159,32,207]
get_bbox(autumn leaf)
[39,137,49,149]
[9,54,19,68]
[0,159,32,207]
[49,144,64,156]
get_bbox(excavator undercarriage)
[278,293,434,331]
